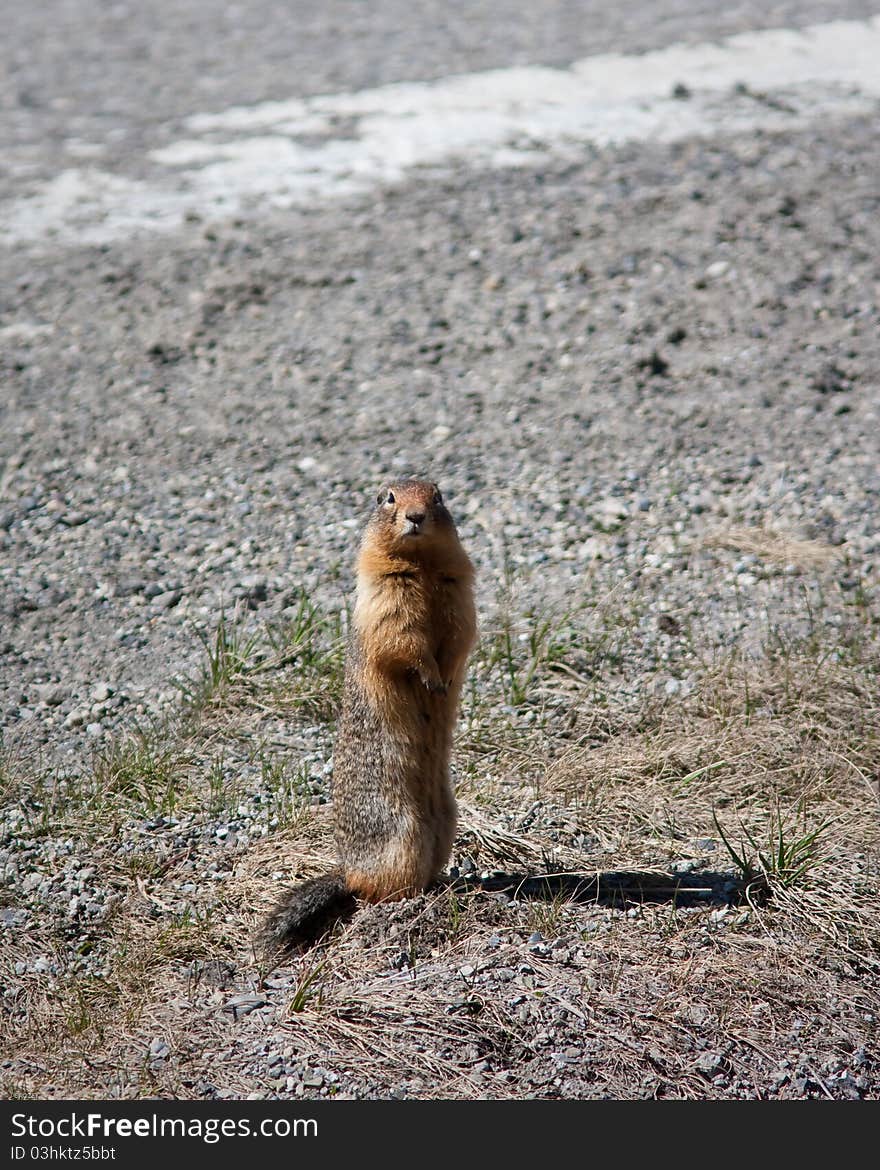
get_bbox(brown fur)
[261,479,476,952]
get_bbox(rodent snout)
[404,509,426,530]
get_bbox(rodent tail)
[260,870,356,954]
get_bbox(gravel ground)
[1,19,879,1099]
[4,1,878,177]
[2,112,878,754]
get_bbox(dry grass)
[2,593,879,1099]
[703,525,841,569]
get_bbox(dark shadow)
[452,868,764,908]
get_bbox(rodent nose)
[405,509,426,526]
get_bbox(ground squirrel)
[262,478,477,952]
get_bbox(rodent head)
[368,478,456,554]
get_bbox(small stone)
[591,498,629,532]
[224,995,267,1017]
[59,511,89,527]
[671,859,698,874]
[833,1072,861,1100]
[240,576,268,601]
[705,260,730,278]
[680,1003,711,1026]
[812,363,850,394]
[635,350,669,377]
[33,683,67,706]
[657,614,682,636]
[64,709,87,729]
[578,537,605,561]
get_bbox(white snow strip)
[3,16,880,247]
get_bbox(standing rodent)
[262,478,477,952]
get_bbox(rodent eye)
[386,490,395,505]
[433,490,443,505]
